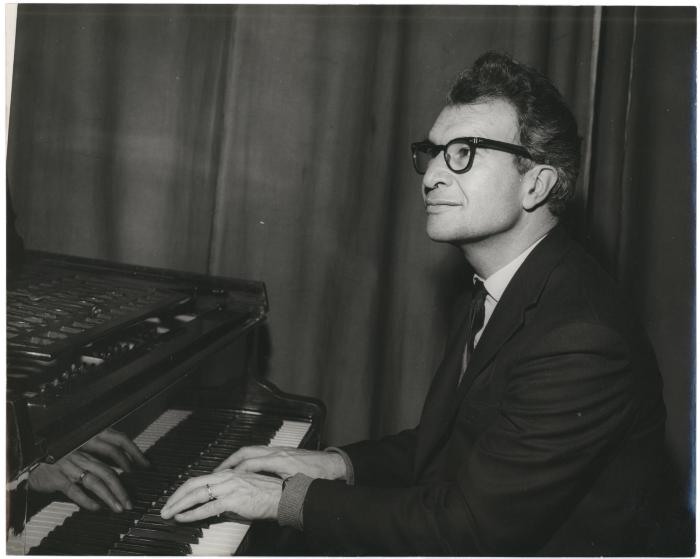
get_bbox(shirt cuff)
[324,446,355,485]
[277,473,314,530]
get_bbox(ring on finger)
[206,484,215,501]
[78,470,89,484]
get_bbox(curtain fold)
[585,6,695,490]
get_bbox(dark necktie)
[459,279,488,384]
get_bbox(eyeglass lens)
[414,141,473,174]
[445,142,473,173]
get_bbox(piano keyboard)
[10,408,311,556]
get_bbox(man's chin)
[426,226,462,244]
[425,225,490,246]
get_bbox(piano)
[6,247,326,555]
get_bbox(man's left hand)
[160,471,282,522]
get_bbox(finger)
[70,453,132,511]
[163,472,232,512]
[161,484,212,519]
[80,471,129,513]
[173,500,225,523]
[233,456,287,476]
[100,429,150,468]
[82,438,132,471]
[63,481,101,512]
[215,446,275,472]
[53,465,101,511]
[57,457,89,484]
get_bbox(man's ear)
[522,165,558,211]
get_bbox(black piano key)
[192,455,224,463]
[187,468,214,476]
[57,520,133,539]
[111,541,174,555]
[121,471,174,484]
[139,513,210,531]
[119,535,191,554]
[34,535,109,555]
[138,512,179,525]
[49,529,118,548]
[66,512,138,527]
[127,526,199,544]
[136,520,203,537]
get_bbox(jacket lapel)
[414,226,573,477]
[455,226,573,409]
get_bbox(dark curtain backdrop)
[7,5,694,492]
[583,7,696,493]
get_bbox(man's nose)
[422,158,452,195]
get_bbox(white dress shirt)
[473,233,549,347]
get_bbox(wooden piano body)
[6,250,325,555]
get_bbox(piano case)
[6,249,325,555]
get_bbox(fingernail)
[114,503,123,512]
[125,500,133,510]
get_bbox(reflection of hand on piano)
[28,428,150,513]
[160,471,283,522]
[214,445,347,480]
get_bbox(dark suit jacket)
[301,226,667,555]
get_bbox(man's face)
[422,100,527,246]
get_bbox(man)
[161,52,667,555]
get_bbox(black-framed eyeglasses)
[410,137,533,175]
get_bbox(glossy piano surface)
[8,250,270,476]
[6,249,325,555]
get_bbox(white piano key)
[189,520,251,556]
[268,420,312,447]
[133,408,192,452]
[8,501,79,554]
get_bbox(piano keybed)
[11,407,311,555]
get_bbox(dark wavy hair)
[448,52,581,216]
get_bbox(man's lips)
[425,200,462,213]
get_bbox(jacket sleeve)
[340,427,418,486]
[300,322,647,555]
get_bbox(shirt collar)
[474,233,549,303]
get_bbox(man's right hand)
[214,446,346,481]
[28,428,149,512]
